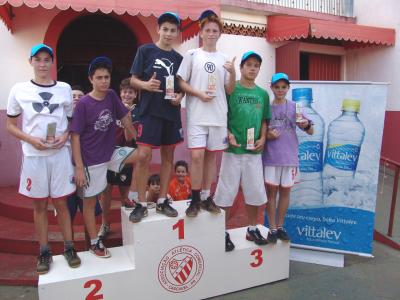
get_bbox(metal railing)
[247,0,354,17]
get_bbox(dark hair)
[147,174,160,186]
[175,160,189,172]
[71,85,84,92]
[120,78,133,91]
[158,15,181,29]
[88,62,112,78]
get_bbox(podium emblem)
[158,245,204,293]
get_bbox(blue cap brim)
[241,52,262,64]
[30,44,53,58]
[199,10,217,21]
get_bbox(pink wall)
[381,111,400,163]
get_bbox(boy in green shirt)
[214,51,270,251]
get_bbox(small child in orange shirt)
[168,161,191,201]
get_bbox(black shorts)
[67,193,102,220]
[106,165,133,186]
[136,114,184,147]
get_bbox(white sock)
[90,238,99,246]
[201,189,210,201]
[128,191,139,202]
[248,225,257,232]
[157,197,166,205]
[140,202,147,207]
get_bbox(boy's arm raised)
[224,57,236,95]
[131,73,162,93]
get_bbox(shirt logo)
[154,58,174,76]
[94,109,113,131]
[204,62,216,73]
[32,92,59,113]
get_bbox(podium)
[38,201,289,299]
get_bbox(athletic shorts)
[187,125,228,151]
[19,146,75,199]
[136,114,183,147]
[107,165,133,186]
[215,152,267,207]
[83,147,135,198]
[67,192,102,220]
[264,166,299,188]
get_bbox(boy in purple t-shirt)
[71,57,137,258]
[263,73,313,243]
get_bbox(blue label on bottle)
[324,144,361,171]
[298,141,323,172]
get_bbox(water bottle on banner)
[323,99,365,204]
[291,88,325,207]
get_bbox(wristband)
[303,120,312,131]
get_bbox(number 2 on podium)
[84,279,104,300]
[173,219,185,240]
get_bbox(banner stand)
[290,247,344,268]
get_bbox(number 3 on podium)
[173,219,185,240]
[250,249,263,268]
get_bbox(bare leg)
[118,186,129,202]
[101,184,112,225]
[52,197,73,242]
[190,149,205,190]
[159,145,175,199]
[202,150,217,191]
[266,184,279,230]
[135,145,152,202]
[221,206,231,227]
[33,199,49,247]
[83,197,97,239]
[276,186,291,228]
[246,204,259,226]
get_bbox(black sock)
[192,190,200,202]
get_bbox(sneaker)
[225,232,235,252]
[267,230,278,244]
[277,227,290,241]
[64,248,81,268]
[122,198,135,210]
[98,223,111,239]
[246,227,268,245]
[156,199,178,217]
[129,203,148,223]
[89,239,111,258]
[37,251,52,275]
[186,200,201,217]
[200,195,221,214]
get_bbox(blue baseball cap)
[30,43,53,59]
[158,12,181,26]
[199,10,218,21]
[241,51,262,65]
[88,56,113,76]
[271,72,290,85]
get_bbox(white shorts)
[19,146,75,199]
[215,152,267,207]
[264,166,299,188]
[83,147,135,198]
[187,125,228,151]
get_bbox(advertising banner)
[265,81,388,256]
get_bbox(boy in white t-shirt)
[6,44,80,274]
[177,10,236,217]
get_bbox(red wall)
[381,111,400,163]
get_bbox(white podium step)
[39,201,289,299]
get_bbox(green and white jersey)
[227,82,270,155]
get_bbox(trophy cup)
[246,128,255,150]
[164,75,175,100]
[46,122,56,146]
[295,102,303,122]
[207,73,217,97]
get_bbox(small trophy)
[295,102,303,122]
[164,75,175,100]
[246,128,255,150]
[207,73,217,96]
[46,122,56,146]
